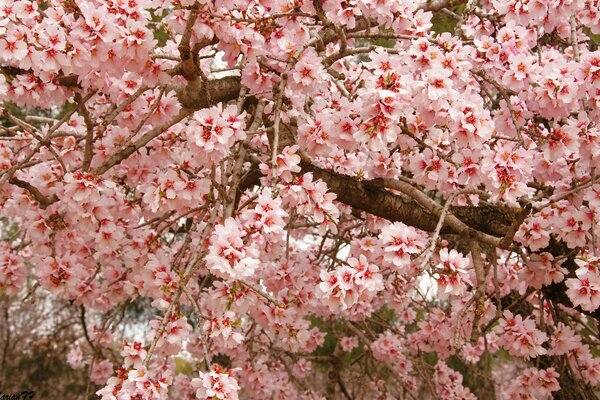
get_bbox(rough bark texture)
[302,162,515,237]
[175,75,242,111]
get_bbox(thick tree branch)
[380,178,504,248]
[238,158,516,239]
[175,75,242,110]
[470,240,487,339]
[302,163,514,239]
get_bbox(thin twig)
[469,240,487,340]
[570,16,580,61]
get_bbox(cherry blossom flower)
[317,255,383,312]
[202,311,244,349]
[548,323,582,356]
[566,257,600,312]
[91,359,114,385]
[67,346,86,370]
[434,248,473,299]
[497,310,548,359]
[206,218,260,280]
[520,252,568,289]
[0,244,25,296]
[434,361,476,400]
[340,336,359,352]
[504,367,560,400]
[148,315,192,356]
[380,222,427,270]
[192,365,240,400]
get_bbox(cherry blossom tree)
[1,0,600,398]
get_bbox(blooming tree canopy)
[1,0,600,398]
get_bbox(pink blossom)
[0,244,25,296]
[206,218,260,280]
[67,346,85,370]
[340,336,359,352]
[497,310,548,359]
[91,359,114,385]
[434,361,476,400]
[504,367,560,400]
[318,255,383,312]
[148,315,192,356]
[566,257,600,312]
[435,248,473,299]
[192,365,240,400]
[548,323,582,356]
[203,311,244,349]
[380,222,426,270]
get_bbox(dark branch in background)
[302,163,516,238]
[80,305,104,359]
[77,93,96,172]
[8,177,58,209]
[0,66,80,88]
[177,3,202,81]
[378,178,505,247]
[421,0,468,11]
[1,304,10,382]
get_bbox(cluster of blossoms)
[186,104,247,167]
[97,342,171,399]
[318,254,384,312]
[139,167,210,214]
[340,336,359,352]
[206,218,260,280]
[502,367,560,400]
[202,311,244,349]
[371,331,413,375]
[410,308,457,358]
[548,323,582,356]
[238,187,289,258]
[191,365,240,400]
[496,310,548,359]
[434,248,474,299]
[134,250,180,304]
[67,346,114,384]
[566,257,600,312]
[278,171,341,234]
[433,361,476,400]
[148,315,192,356]
[568,344,600,386]
[520,252,568,290]
[0,242,24,295]
[379,222,427,273]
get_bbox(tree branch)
[8,177,58,208]
[93,108,193,176]
[301,163,514,240]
